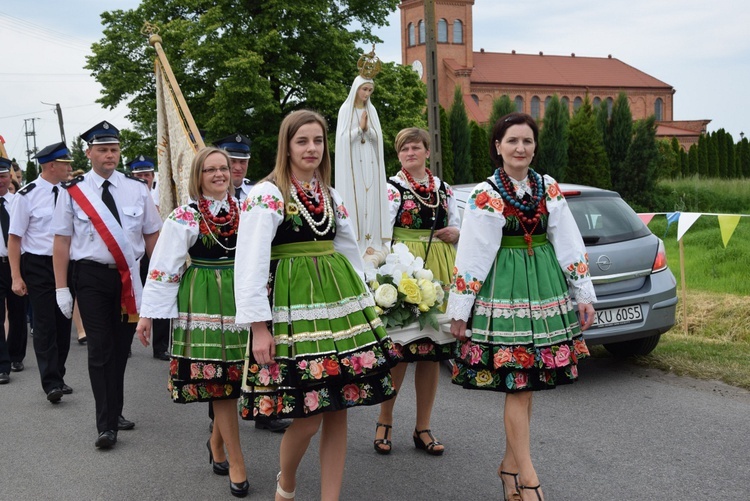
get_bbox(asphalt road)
[2,328,749,500]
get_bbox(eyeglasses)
[202,166,230,175]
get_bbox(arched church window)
[438,19,448,43]
[573,97,582,111]
[515,96,524,113]
[418,20,425,44]
[408,23,415,47]
[593,97,601,107]
[471,94,479,105]
[606,97,614,118]
[655,98,663,120]
[561,96,570,110]
[453,20,463,44]
[531,96,541,119]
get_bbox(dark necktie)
[234,186,242,200]
[101,180,121,226]
[52,186,59,206]
[0,198,8,247]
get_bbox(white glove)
[56,287,74,319]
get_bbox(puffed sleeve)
[139,205,201,319]
[544,175,596,304]
[440,179,461,228]
[330,187,367,285]
[234,182,284,325]
[386,181,401,228]
[446,182,506,321]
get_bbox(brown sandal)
[412,428,444,456]
[373,422,392,455]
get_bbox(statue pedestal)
[386,313,454,346]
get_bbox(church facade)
[398,0,709,149]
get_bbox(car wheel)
[603,334,661,357]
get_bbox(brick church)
[398,0,709,149]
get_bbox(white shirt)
[51,170,162,263]
[233,178,253,203]
[0,191,16,257]
[9,176,61,256]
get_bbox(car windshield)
[566,195,651,245]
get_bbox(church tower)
[399,0,475,107]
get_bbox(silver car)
[452,182,677,356]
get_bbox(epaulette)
[61,175,84,189]
[243,179,253,186]
[125,172,147,184]
[17,182,37,196]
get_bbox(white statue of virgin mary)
[335,74,392,265]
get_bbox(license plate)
[591,305,643,327]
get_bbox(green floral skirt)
[393,227,458,362]
[240,242,400,420]
[452,235,590,393]
[168,258,248,404]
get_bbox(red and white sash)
[67,181,142,315]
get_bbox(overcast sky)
[2,0,748,165]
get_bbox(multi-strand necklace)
[290,175,334,236]
[494,168,545,256]
[398,168,439,209]
[198,196,239,251]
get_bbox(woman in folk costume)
[334,47,391,265]
[448,113,596,501]
[136,147,249,498]
[234,110,400,501]
[373,128,460,456]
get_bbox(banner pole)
[678,237,687,336]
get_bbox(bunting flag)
[0,134,7,158]
[155,58,199,217]
[664,212,681,237]
[717,215,742,248]
[676,212,702,241]
[638,213,656,226]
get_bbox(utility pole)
[424,0,443,179]
[24,118,40,165]
[42,102,66,143]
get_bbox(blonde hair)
[188,147,231,201]
[71,169,86,177]
[394,127,430,153]
[264,110,332,205]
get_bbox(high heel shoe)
[518,484,544,501]
[373,422,392,455]
[499,468,521,501]
[276,472,295,499]
[206,438,229,476]
[412,428,444,456]
[229,477,249,498]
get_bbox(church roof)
[470,51,672,89]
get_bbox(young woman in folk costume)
[234,110,400,501]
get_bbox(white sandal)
[276,472,295,499]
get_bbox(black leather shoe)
[153,351,170,361]
[10,362,24,372]
[78,336,87,345]
[229,478,249,498]
[207,438,229,476]
[95,430,117,449]
[255,417,290,433]
[60,384,73,394]
[47,387,63,403]
[0,373,9,384]
[117,415,135,430]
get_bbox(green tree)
[739,137,750,177]
[70,136,89,172]
[119,129,156,169]
[449,86,472,184]
[697,134,709,177]
[469,121,490,182]
[670,137,683,177]
[604,92,633,194]
[707,132,719,177]
[86,0,401,181]
[716,129,728,177]
[622,116,659,209]
[438,106,454,184]
[536,94,568,180]
[25,161,38,183]
[688,143,699,177]
[487,94,514,133]
[656,139,678,180]
[725,133,735,178]
[567,96,610,188]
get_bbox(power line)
[0,14,91,51]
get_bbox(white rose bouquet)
[364,243,445,330]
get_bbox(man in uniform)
[52,122,162,448]
[126,155,169,361]
[0,157,28,384]
[213,133,253,202]
[8,144,73,401]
